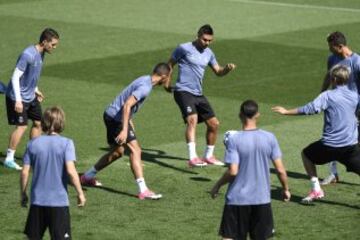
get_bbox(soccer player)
[4,28,60,170]
[81,63,171,200]
[211,100,290,240]
[319,31,360,185]
[167,24,236,167]
[273,64,360,203]
[21,106,86,240]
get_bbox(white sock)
[187,142,198,160]
[203,145,215,159]
[310,177,321,191]
[329,161,338,175]
[5,149,15,162]
[136,178,148,193]
[84,166,98,179]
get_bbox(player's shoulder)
[258,129,277,140]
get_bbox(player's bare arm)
[116,95,138,145]
[273,159,291,202]
[66,161,86,207]
[272,106,299,115]
[211,63,236,77]
[210,163,238,198]
[20,165,31,207]
[165,58,176,92]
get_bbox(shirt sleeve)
[16,52,31,72]
[224,135,239,164]
[171,45,185,62]
[298,92,329,115]
[65,139,76,162]
[208,50,218,67]
[23,143,31,166]
[270,135,282,161]
[132,85,150,101]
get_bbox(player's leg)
[174,91,205,166]
[48,207,71,240]
[81,113,126,186]
[321,161,339,185]
[219,205,248,240]
[4,97,27,170]
[198,96,223,166]
[127,140,162,200]
[301,141,330,203]
[27,98,42,139]
[81,145,124,187]
[23,205,47,240]
[249,204,274,240]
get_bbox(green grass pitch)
[0,0,359,239]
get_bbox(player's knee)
[32,121,41,129]
[209,119,220,131]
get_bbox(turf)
[0,0,359,239]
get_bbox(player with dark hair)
[320,31,360,185]
[273,64,360,203]
[21,106,85,240]
[211,100,290,240]
[81,63,171,200]
[167,24,236,167]
[4,28,60,170]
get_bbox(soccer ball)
[223,130,237,147]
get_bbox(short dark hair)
[39,28,59,43]
[153,62,171,76]
[240,100,258,119]
[197,24,213,36]
[42,106,65,134]
[327,31,346,46]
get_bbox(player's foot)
[301,189,324,203]
[320,174,339,185]
[203,156,225,166]
[188,157,207,167]
[3,160,22,170]
[80,175,102,187]
[138,189,162,200]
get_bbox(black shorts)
[173,91,215,123]
[24,205,71,240]
[219,203,274,240]
[6,96,42,126]
[103,113,136,145]
[303,140,360,175]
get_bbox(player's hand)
[21,192,28,208]
[272,106,288,115]
[15,101,23,113]
[225,63,236,71]
[115,130,127,145]
[210,186,220,199]
[282,189,291,202]
[77,193,86,207]
[164,85,173,93]
[35,90,45,102]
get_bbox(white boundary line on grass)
[228,0,360,13]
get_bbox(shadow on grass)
[190,177,212,182]
[271,187,360,210]
[98,147,197,175]
[83,185,137,199]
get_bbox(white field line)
[228,0,360,13]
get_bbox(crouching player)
[81,63,171,200]
[20,106,86,240]
[211,100,290,240]
[273,64,360,203]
